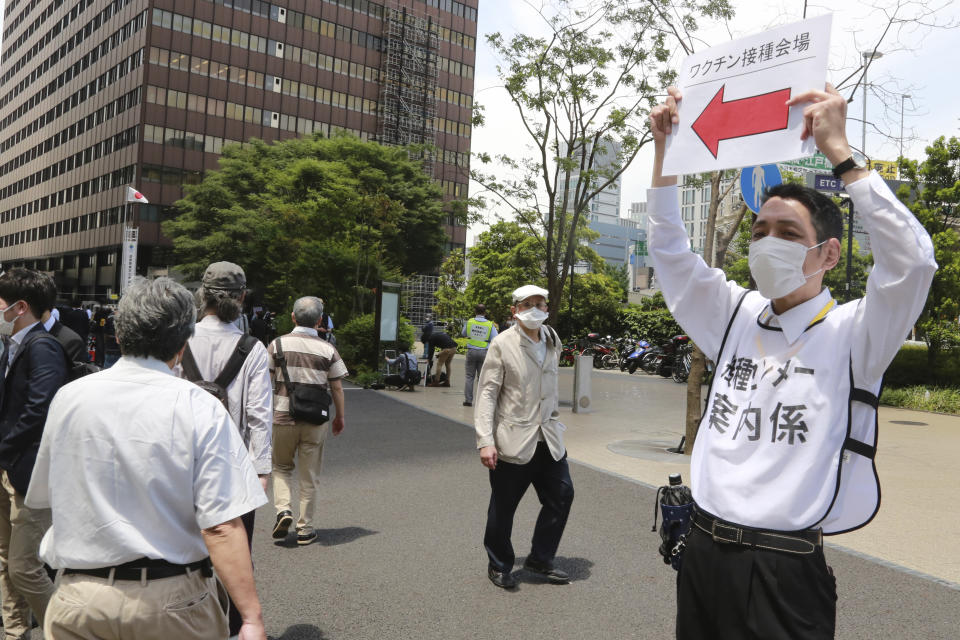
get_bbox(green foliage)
[433,221,625,336]
[883,343,960,389]
[616,306,683,346]
[599,261,630,302]
[335,313,416,371]
[880,387,960,415]
[898,136,960,366]
[163,134,447,322]
[556,271,624,337]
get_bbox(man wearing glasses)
[474,285,574,589]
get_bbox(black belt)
[693,509,822,555]
[63,557,213,581]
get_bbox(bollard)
[572,354,592,413]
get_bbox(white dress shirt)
[646,171,936,384]
[25,356,267,568]
[181,316,273,474]
[647,171,937,529]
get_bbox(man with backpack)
[384,342,421,391]
[268,296,347,547]
[0,268,67,636]
[177,262,272,639]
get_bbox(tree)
[163,134,447,319]
[434,220,621,334]
[898,136,960,365]
[472,0,734,329]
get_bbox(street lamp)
[899,93,911,179]
[861,50,884,162]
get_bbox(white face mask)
[0,304,18,337]
[515,307,548,330]
[748,236,826,300]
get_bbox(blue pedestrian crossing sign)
[740,164,783,213]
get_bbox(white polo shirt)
[25,356,267,569]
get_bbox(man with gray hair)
[26,277,268,639]
[178,262,272,638]
[268,296,348,546]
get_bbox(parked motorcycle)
[643,335,690,377]
[622,339,652,374]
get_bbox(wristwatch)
[831,156,861,179]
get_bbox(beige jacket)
[474,325,566,464]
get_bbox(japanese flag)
[126,186,148,203]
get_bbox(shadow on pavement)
[269,624,329,640]
[514,556,594,584]
[273,526,378,548]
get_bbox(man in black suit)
[60,299,91,347]
[0,268,66,637]
[36,276,88,366]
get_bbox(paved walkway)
[393,354,960,588]
[246,384,959,639]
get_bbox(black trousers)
[676,525,837,640]
[484,442,574,572]
[227,509,257,636]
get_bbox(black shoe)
[463,401,472,406]
[297,530,318,546]
[272,510,293,539]
[523,558,570,584]
[488,567,517,589]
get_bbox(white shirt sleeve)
[647,185,748,360]
[243,343,274,475]
[193,395,267,530]
[847,172,937,383]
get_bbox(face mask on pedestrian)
[0,303,20,337]
[515,307,548,330]
[748,236,826,300]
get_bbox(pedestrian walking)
[647,84,936,638]
[475,285,573,589]
[0,268,67,636]
[26,276,268,640]
[461,304,497,407]
[268,296,348,546]
[178,262,273,638]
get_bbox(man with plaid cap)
[474,284,574,589]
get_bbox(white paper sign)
[663,14,833,175]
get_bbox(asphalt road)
[251,390,960,639]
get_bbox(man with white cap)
[474,284,574,589]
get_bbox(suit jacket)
[0,324,67,495]
[474,325,565,464]
[49,320,88,364]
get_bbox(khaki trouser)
[433,347,456,382]
[44,568,228,640]
[0,470,55,639]
[272,421,330,534]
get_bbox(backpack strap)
[214,334,257,389]
[180,343,203,383]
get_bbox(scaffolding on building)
[377,4,439,177]
[402,274,442,333]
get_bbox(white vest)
[693,291,881,535]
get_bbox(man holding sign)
[647,82,936,638]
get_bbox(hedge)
[337,313,416,372]
[882,344,960,389]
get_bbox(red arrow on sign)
[691,85,792,158]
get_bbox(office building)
[0,0,477,300]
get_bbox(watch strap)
[832,157,858,179]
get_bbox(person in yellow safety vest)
[461,304,498,407]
